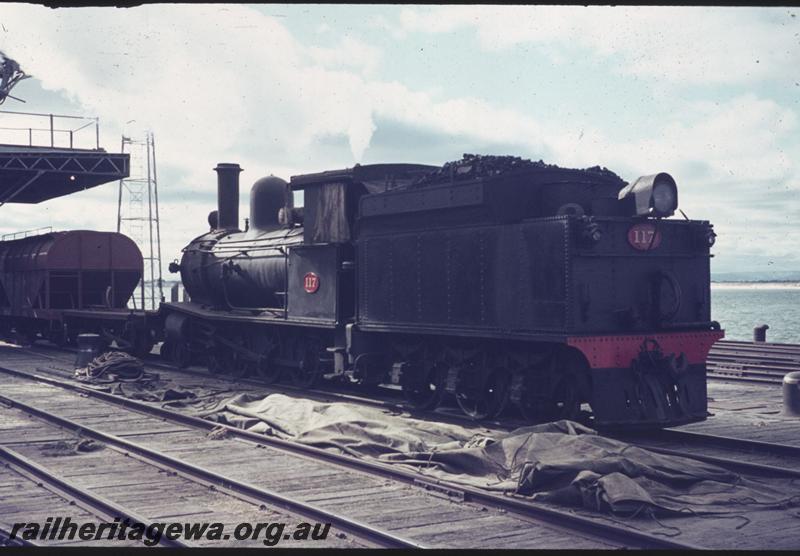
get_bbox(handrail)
[1,226,53,241]
[0,109,89,119]
[0,109,100,149]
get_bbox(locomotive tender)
[162,155,724,428]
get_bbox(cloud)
[0,5,565,171]
[394,6,800,85]
[0,4,382,166]
[4,5,794,182]
[306,36,381,74]
[577,94,799,184]
[0,4,796,274]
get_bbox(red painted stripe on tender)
[567,330,725,369]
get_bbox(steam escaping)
[347,112,376,162]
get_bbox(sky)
[0,4,798,278]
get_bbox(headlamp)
[618,172,678,218]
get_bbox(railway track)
[14,343,800,459]
[0,359,699,550]
[4,344,800,546]
[1,525,38,548]
[707,340,800,384]
[0,378,412,548]
[21,337,800,427]
[9,342,526,433]
[0,395,376,548]
[14,342,800,481]
[90,353,800,482]
[146,347,800,507]
[0,444,188,548]
[614,428,800,480]
[29,335,800,413]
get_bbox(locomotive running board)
[160,301,338,329]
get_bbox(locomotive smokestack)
[214,163,242,230]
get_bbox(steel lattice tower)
[116,132,163,310]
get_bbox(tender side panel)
[358,218,571,336]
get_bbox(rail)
[0,109,100,150]
[615,429,800,479]
[707,339,800,383]
[0,444,188,548]
[0,361,700,550]
[0,375,422,549]
[1,524,39,547]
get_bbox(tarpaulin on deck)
[199,392,800,518]
[74,357,800,522]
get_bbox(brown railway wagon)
[0,230,160,354]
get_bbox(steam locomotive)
[160,155,724,428]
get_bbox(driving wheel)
[455,367,511,420]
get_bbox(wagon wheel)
[206,347,230,375]
[170,341,192,369]
[246,334,281,384]
[292,338,324,389]
[517,376,581,423]
[516,360,583,423]
[455,367,512,420]
[227,352,251,379]
[253,354,281,384]
[547,375,582,421]
[402,362,447,410]
[516,382,555,423]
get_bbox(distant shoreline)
[711,281,800,289]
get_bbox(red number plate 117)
[627,223,662,251]
[303,272,320,293]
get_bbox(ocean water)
[711,285,800,344]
